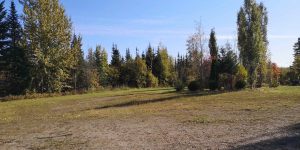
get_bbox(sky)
[7,0,300,67]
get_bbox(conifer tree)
[0,1,7,53]
[111,44,121,68]
[70,34,86,91]
[109,44,121,87]
[292,38,300,80]
[146,44,154,71]
[125,48,132,63]
[0,0,8,96]
[121,48,136,87]
[153,46,171,86]
[6,1,29,94]
[208,29,219,89]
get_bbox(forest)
[0,0,299,98]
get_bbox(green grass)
[1,86,300,149]
[0,86,300,126]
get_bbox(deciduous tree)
[237,0,267,88]
[21,0,74,93]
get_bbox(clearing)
[0,87,300,149]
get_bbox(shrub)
[270,80,280,88]
[209,80,218,91]
[146,71,159,88]
[219,73,234,90]
[236,65,248,81]
[188,80,201,91]
[269,63,281,88]
[235,80,247,90]
[175,81,185,92]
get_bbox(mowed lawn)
[0,87,300,149]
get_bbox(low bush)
[175,81,185,92]
[188,81,201,91]
[235,80,247,90]
[146,71,159,88]
[270,80,280,88]
[209,80,218,91]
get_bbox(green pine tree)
[146,44,154,71]
[111,44,121,68]
[70,34,86,91]
[153,46,171,86]
[0,0,8,96]
[292,38,300,80]
[125,48,133,63]
[208,28,219,89]
[6,1,29,94]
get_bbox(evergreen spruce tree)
[141,51,146,61]
[95,45,101,85]
[121,48,137,87]
[146,44,154,71]
[218,43,239,90]
[70,34,86,91]
[125,48,132,63]
[111,44,121,68]
[0,0,8,96]
[0,1,7,54]
[292,38,300,80]
[6,1,29,94]
[153,46,171,86]
[109,44,121,87]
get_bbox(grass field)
[0,86,300,149]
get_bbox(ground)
[0,86,300,149]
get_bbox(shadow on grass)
[94,91,224,110]
[130,88,174,93]
[230,123,300,150]
[100,90,177,99]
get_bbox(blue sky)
[7,0,300,67]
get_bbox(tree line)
[175,0,280,91]
[0,0,283,97]
[280,38,300,85]
[0,0,178,96]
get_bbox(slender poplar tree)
[237,0,267,88]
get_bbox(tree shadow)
[230,123,300,150]
[101,90,177,99]
[94,91,224,110]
